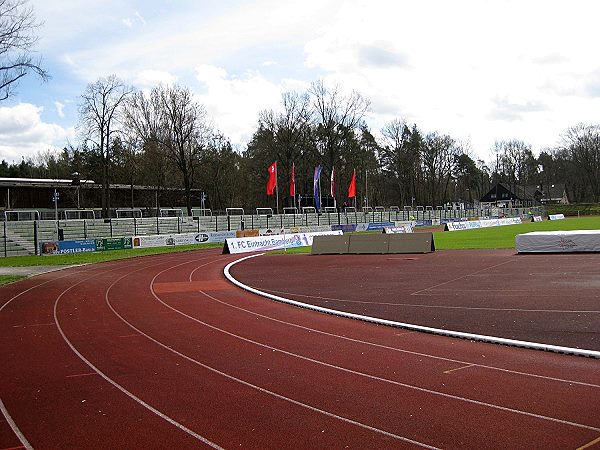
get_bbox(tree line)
[2,75,599,216]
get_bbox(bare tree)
[421,132,460,206]
[560,123,600,202]
[309,80,370,175]
[380,118,420,206]
[0,0,48,100]
[78,75,132,217]
[258,91,312,198]
[125,85,209,214]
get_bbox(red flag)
[348,169,356,198]
[290,162,295,197]
[330,167,335,198]
[266,162,277,195]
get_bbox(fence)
[0,206,544,257]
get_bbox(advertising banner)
[95,237,133,251]
[445,217,522,231]
[331,224,357,233]
[383,225,413,234]
[366,221,395,231]
[133,231,236,248]
[41,239,96,255]
[549,214,565,220]
[224,231,343,254]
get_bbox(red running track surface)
[230,249,600,352]
[1,248,599,449]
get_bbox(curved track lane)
[1,249,599,449]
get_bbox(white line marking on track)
[410,259,514,295]
[114,255,600,434]
[260,288,600,313]
[443,364,476,374]
[65,372,98,378]
[192,279,600,388]
[52,258,225,450]
[226,255,600,360]
[0,399,33,450]
[193,290,600,432]
[0,268,89,312]
[12,322,56,328]
[103,260,440,449]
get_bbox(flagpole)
[318,176,321,212]
[275,164,279,215]
[292,163,296,212]
[365,169,368,210]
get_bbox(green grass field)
[433,215,600,249]
[274,216,600,254]
[0,275,26,285]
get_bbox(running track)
[1,248,599,449]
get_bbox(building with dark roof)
[479,183,541,207]
[0,177,200,217]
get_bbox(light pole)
[72,172,81,209]
[53,189,59,239]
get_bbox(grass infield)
[433,215,600,249]
[275,215,600,254]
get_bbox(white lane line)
[52,257,224,450]
[192,290,600,433]
[140,257,600,433]
[65,372,98,378]
[187,274,600,389]
[260,287,600,313]
[0,267,90,312]
[0,398,33,450]
[443,364,476,375]
[103,264,440,449]
[225,255,600,360]
[409,259,515,295]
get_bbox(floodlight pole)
[53,189,59,239]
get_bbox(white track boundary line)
[261,288,600,314]
[105,258,440,449]
[52,258,225,450]
[144,258,600,432]
[0,398,33,450]
[224,254,600,359]
[189,282,599,388]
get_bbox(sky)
[1,0,600,164]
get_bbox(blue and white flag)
[313,165,322,210]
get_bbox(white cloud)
[0,104,74,163]
[135,11,147,26]
[121,18,133,29]
[54,101,65,118]
[134,70,178,89]
[194,65,290,143]
[21,0,600,163]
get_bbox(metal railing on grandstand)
[0,206,545,257]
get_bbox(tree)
[421,132,460,206]
[79,75,132,217]
[258,91,312,204]
[308,80,370,177]
[0,0,48,100]
[560,123,600,202]
[125,84,210,215]
[380,119,422,206]
[493,139,535,192]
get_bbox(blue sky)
[1,0,600,163]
